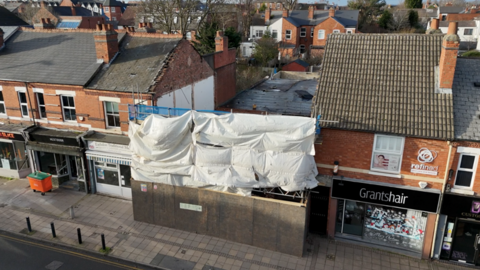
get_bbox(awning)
[26,142,83,157]
[86,151,131,166]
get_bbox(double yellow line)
[0,233,143,270]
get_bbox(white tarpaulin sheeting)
[129,111,318,194]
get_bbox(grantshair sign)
[332,178,440,213]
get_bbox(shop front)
[331,178,441,257]
[0,124,32,178]
[25,127,86,191]
[438,193,480,265]
[83,132,131,199]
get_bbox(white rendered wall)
[192,76,214,110]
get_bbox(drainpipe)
[430,140,453,258]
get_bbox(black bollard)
[101,233,106,251]
[26,217,32,233]
[50,222,56,238]
[77,228,82,244]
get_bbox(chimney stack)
[40,1,46,8]
[308,6,314,19]
[439,21,459,90]
[265,8,270,23]
[215,31,228,52]
[282,9,288,18]
[34,17,54,29]
[94,23,119,64]
[431,18,439,29]
[0,28,4,50]
[329,7,335,17]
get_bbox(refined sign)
[411,148,439,175]
[332,178,440,213]
[441,193,480,220]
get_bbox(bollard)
[50,222,56,238]
[101,233,106,251]
[77,228,82,244]
[26,217,32,233]
[69,206,75,219]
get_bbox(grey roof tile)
[0,30,101,85]
[313,34,454,140]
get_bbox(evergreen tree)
[348,0,386,29]
[378,10,392,29]
[408,10,419,27]
[405,0,422,9]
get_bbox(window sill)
[450,188,475,196]
[368,170,401,178]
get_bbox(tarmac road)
[0,231,160,270]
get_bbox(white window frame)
[272,29,278,39]
[300,27,306,37]
[311,28,314,37]
[276,3,280,8]
[285,30,291,40]
[17,91,29,118]
[370,134,405,174]
[36,93,47,119]
[104,6,109,12]
[299,44,305,54]
[454,154,478,190]
[104,101,120,128]
[317,29,325,39]
[255,30,263,37]
[111,7,115,13]
[464,28,473,35]
[61,95,76,122]
[112,17,116,21]
[333,29,340,33]
[346,30,352,34]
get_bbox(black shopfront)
[438,193,480,265]
[331,178,441,255]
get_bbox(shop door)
[95,163,122,197]
[309,186,330,235]
[342,201,365,236]
[451,220,480,264]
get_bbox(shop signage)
[441,193,480,220]
[0,132,24,141]
[332,178,440,213]
[88,141,130,154]
[30,134,79,146]
[410,148,439,175]
[180,203,202,212]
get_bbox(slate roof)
[87,35,181,92]
[285,10,359,28]
[0,30,101,85]
[313,34,454,140]
[292,59,309,68]
[118,5,136,26]
[225,78,318,116]
[51,6,101,16]
[453,58,480,141]
[103,0,123,7]
[439,6,465,13]
[439,20,476,27]
[0,6,28,26]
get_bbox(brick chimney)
[71,7,76,16]
[265,8,270,23]
[438,21,459,89]
[40,1,46,8]
[431,18,439,29]
[94,23,119,64]
[329,7,335,17]
[34,18,55,29]
[282,9,288,18]
[215,31,228,52]
[0,28,4,50]
[308,6,314,19]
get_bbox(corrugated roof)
[313,34,454,140]
[87,35,181,92]
[0,30,101,85]
[453,58,480,141]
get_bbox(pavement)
[0,178,477,270]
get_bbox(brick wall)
[315,128,450,190]
[214,63,236,106]
[153,39,214,100]
[78,16,106,29]
[282,61,308,72]
[282,19,298,47]
[104,6,122,22]
[312,17,346,47]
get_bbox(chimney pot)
[308,6,314,19]
[96,23,102,31]
[41,18,46,24]
[431,18,439,29]
[329,7,335,17]
[282,9,288,17]
[265,8,270,23]
[46,18,51,24]
[147,22,153,28]
[447,21,458,35]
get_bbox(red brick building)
[311,26,460,259]
[0,24,234,198]
[282,59,309,71]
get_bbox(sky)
[298,0,401,7]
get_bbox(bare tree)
[389,9,410,31]
[209,1,238,31]
[282,0,297,10]
[238,0,254,38]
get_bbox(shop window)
[36,93,46,118]
[38,153,68,176]
[0,90,5,115]
[371,134,404,174]
[105,101,120,128]
[95,163,119,186]
[285,30,291,40]
[318,29,325,39]
[18,92,28,117]
[0,141,28,170]
[272,30,278,39]
[300,27,306,37]
[454,154,478,189]
[464,28,473,35]
[61,95,76,121]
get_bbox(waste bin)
[27,171,52,196]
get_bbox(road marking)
[45,260,63,270]
[0,233,141,270]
